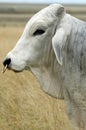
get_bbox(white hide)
[4,4,86,130]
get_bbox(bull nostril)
[3,58,11,66]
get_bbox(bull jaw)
[29,65,64,99]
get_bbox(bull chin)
[10,65,25,73]
[12,69,24,73]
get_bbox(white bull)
[3,4,86,130]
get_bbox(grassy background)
[0,4,86,130]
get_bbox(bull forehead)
[29,4,57,21]
[26,5,57,30]
[21,4,60,39]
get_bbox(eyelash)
[33,29,45,36]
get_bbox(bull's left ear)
[52,28,67,65]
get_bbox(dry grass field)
[0,25,72,130]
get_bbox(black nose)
[3,58,11,66]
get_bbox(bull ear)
[52,28,67,65]
[56,5,64,16]
[50,4,65,17]
[47,4,65,18]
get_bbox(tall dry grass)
[0,26,72,130]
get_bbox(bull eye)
[33,29,45,36]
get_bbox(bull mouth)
[2,61,30,74]
[2,64,24,73]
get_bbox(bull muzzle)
[2,58,11,73]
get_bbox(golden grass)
[0,26,72,130]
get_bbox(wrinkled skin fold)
[3,4,86,130]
